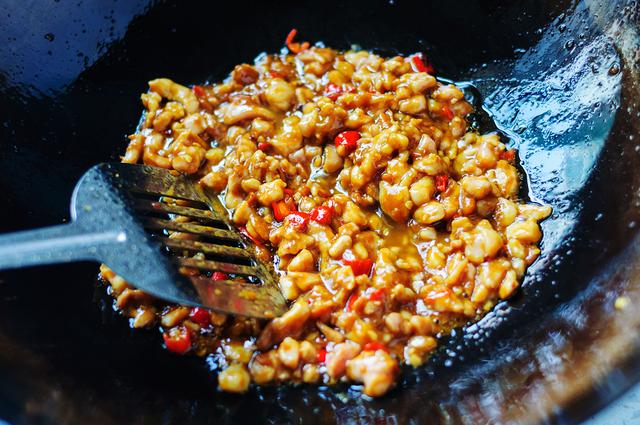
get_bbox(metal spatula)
[0,163,286,319]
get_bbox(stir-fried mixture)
[100,31,551,397]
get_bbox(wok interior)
[0,0,638,423]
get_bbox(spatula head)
[70,163,287,319]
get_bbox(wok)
[0,0,639,423]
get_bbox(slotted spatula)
[0,163,287,319]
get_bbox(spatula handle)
[0,221,124,270]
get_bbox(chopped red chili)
[272,201,291,222]
[309,205,334,225]
[369,288,386,301]
[285,29,296,46]
[410,54,435,74]
[257,142,270,151]
[316,348,327,363]
[324,83,355,101]
[441,105,454,121]
[344,258,373,276]
[162,326,191,354]
[325,83,342,101]
[435,174,449,192]
[269,71,284,79]
[501,149,516,161]
[192,85,206,98]
[189,307,211,327]
[363,342,388,352]
[212,271,228,281]
[286,211,310,231]
[334,131,361,154]
[239,226,263,246]
[285,28,309,54]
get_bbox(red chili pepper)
[309,205,334,225]
[334,131,361,154]
[162,326,191,354]
[285,29,298,49]
[286,211,310,231]
[325,83,356,101]
[344,258,373,276]
[410,54,435,74]
[435,174,449,192]
[501,149,516,161]
[285,28,309,54]
[325,83,342,101]
[441,105,455,121]
[316,348,327,363]
[212,271,228,281]
[192,85,206,98]
[328,84,344,100]
[189,307,211,327]
[363,342,388,352]
[269,71,284,79]
[239,226,263,247]
[411,55,427,72]
[369,288,386,301]
[257,142,270,151]
[272,200,291,222]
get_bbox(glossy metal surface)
[0,0,638,423]
[0,162,286,318]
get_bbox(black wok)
[0,0,639,423]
